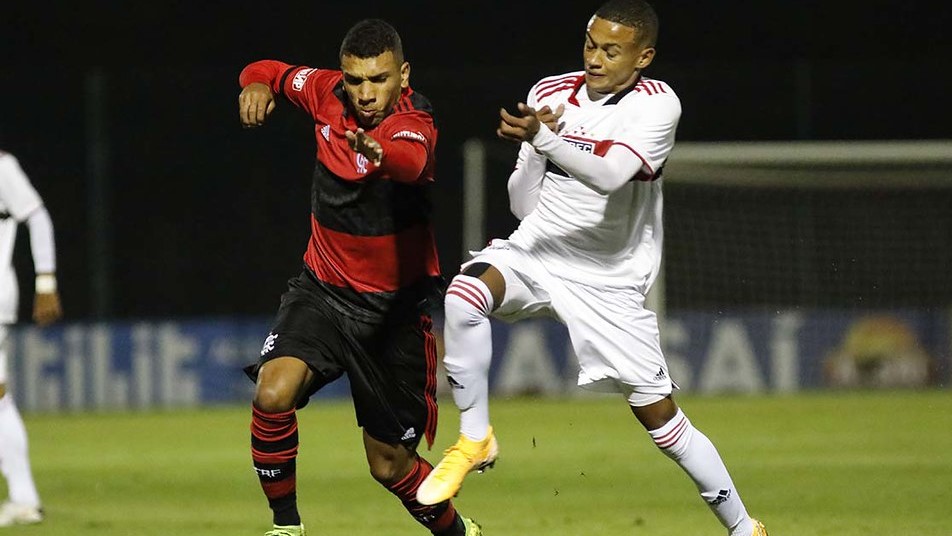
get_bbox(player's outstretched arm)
[346,125,431,183]
[345,129,383,165]
[238,82,276,128]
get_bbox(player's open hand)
[536,104,565,134]
[498,103,543,143]
[345,129,383,166]
[239,82,276,128]
[33,291,63,327]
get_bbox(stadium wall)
[7,310,949,412]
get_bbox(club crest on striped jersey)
[260,332,278,356]
[292,68,316,91]
[355,153,369,174]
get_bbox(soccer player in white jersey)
[0,150,62,527]
[417,1,767,534]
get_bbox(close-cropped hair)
[339,19,404,62]
[595,0,659,47]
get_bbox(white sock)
[0,394,41,507]
[648,409,751,536]
[442,275,495,441]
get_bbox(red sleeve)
[239,60,338,120]
[374,112,437,184]
[238,59,291,91]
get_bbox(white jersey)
[0,152,44,323]
[507,71,681,293]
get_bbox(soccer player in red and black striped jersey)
[238,19,480,536]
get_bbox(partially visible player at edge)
[0,150,63,527]
[416,1,767,535]
[237,19,481,536]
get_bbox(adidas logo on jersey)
[447,375,464,390]
[653,367,667,381]
[400,427,417,441]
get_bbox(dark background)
[1,1,950,320]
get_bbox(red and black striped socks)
[251,405,300,526]
[386,457,461,534]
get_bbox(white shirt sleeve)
[507,142,548,219]
[27,206,57,274]
[529,92,681,195]
[506,85,549,219]
[0,153,44,220]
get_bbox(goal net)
[662,141,952,311]
[463,139,952,312]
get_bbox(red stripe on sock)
[261,475,297,499]
[654,417,688,449]
[252,445,299,464]
[251,406,297,438]
[252,422,299,442]
[452,279,489,312]
[390,457,430,496]
[430,502,458,532]
[252,405,295,421]
[387,458,458,532]
[446,289,483,312]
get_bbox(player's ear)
[400,62,410,89]
[636,47,656,70]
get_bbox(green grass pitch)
[12,391,952,535]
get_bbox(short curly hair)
[595,0,659,47]
[339,19,404,62]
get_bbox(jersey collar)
[570,73,642,107]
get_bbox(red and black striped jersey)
[240,60,442,320]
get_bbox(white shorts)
[466,240,675,406]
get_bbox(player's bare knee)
[461,263,505,304]
[630,394,678,431]
[253,357,311,412]
[253,380,297,413]
[366,447,412,485]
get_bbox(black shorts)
[245,272,439,449]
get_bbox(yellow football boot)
[416,427,498,505]
[751,518,768,536]
[462,516,483,535]
[264,523,305,536]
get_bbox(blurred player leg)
[0,328,43,526]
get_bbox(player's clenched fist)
[239,82,277,127]
[498,102,552,143]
